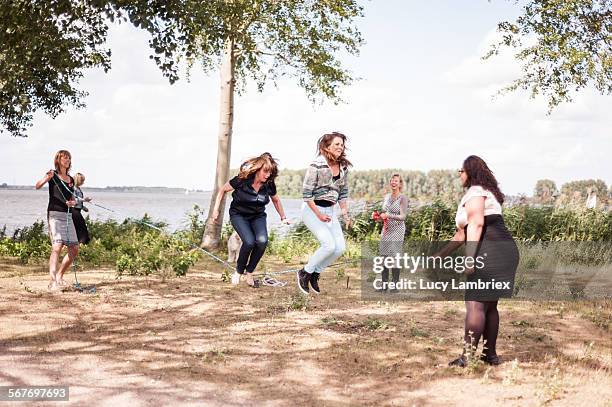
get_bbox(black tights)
[464,300,499,357]
[381,267,400,284]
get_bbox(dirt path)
[1,258,610,406]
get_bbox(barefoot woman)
[35,150,79,290]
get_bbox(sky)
[1,0,610,195]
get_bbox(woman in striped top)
[297,132,352,294]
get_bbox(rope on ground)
[261,276,287,287]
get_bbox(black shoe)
[297,269,310,294]
[310,272,321,294]
[480,354,500,365]
[448,356,466,367]
[375,285,387,293]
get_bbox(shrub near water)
[115,229,200,277]
[106,214,201,277]
[1,204,610,278]
[0,214,200,277]
[0,220,50,264]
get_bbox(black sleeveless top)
[228,175,276,217]
[47,172,75,213]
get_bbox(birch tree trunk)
[201,37,236,250]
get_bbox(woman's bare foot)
[48,281,61,292]
[57,279,70,287]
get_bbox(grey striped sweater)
[302,155,349,203]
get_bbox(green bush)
[0,214,200,277]
[114,229,200,277]
[0,220,50,264]
[1,204,610,278]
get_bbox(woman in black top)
[212,153,289,287]
[35,150,79,291]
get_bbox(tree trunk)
[201,37,236,250]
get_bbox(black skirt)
[72,209,91,245]
[464,214,518,301]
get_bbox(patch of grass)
[510,320,533,327]
[409,324,430,338]
[266,303,286,315]
[221,268,231,283]
[537,367,565,404]
[321,316,339,326]
[365,317,388,331]
[288,294,310,311]
[502,358,522,385]
[444,308,459,318]
[582,309,610,331]
[199,347,231,363]
[460,332,487,375]
[580,341,596,362]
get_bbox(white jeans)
[301,202,346,274]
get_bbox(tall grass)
[1,203,609,277]
[344,201,612,242]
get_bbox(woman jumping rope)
[212,153,289,288]
[297,132,352,294]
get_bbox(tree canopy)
[485,0,612,110]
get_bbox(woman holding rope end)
[72,173,92,245]
[212,153,289,288]
[35,150,78,291]
[434,155,518,367]
[297,132,352,295]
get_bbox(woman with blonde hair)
[212,153,289,287]
[72,172,92,245]
[298,132,352,294]
[35,150,78,290]
[373,173,408,291]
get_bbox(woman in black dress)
[436,155,518,366]
[72,172,92,245]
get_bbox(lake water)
[0,189,311,235]
[0,189,369,235]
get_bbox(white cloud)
[443,29,522,89]
[1,14,610,196]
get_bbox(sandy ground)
[0,257,610,407]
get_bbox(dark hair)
[317,132,353,168]
[462,155,504,204]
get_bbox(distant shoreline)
[0,184,208,194]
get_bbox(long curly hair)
[317,132,353,168]
[462,155,504,204]
[238,152,279,183]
